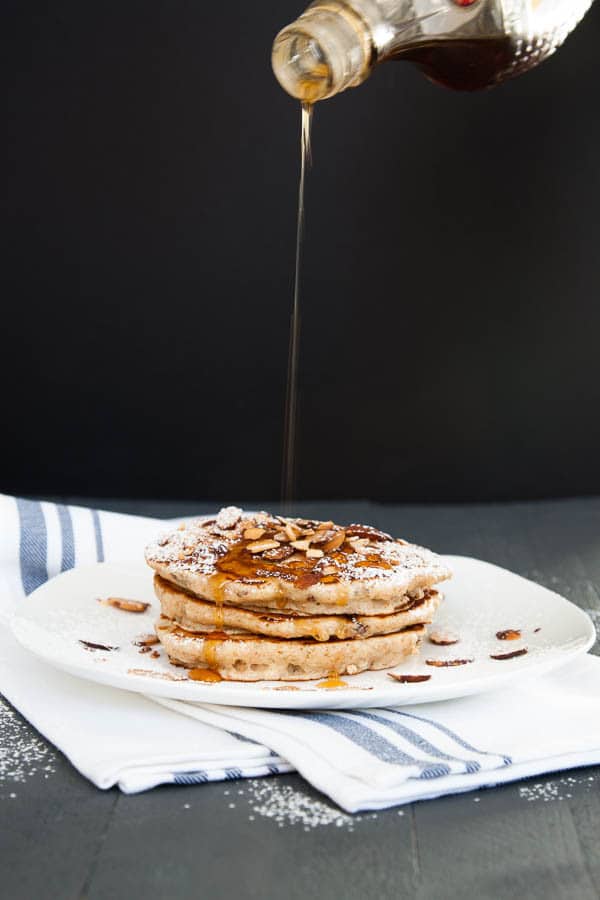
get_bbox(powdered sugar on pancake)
[145,509,452,615]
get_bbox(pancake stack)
[144,507,452,682]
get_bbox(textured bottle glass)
[272,0,595,100]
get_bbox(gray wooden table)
[2,498,600,900]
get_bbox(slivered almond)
[247,539,280,554]
[244,527,265,541]
[324,532,345,553]
[285,523,300,541]
[99,597,150,613]
[306,548,324,559]
[291,540,311,551]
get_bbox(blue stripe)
[225,729,259,745]
[173,770,209,785]
[419,764,455,780]
[16,498,48,595]
[91,509,105,562]
[352,710,478,772]
[295,712,446,770]
[225,767,243,780]
[268,764,282,775]
[388,709,512,766]
[56,505,75,572]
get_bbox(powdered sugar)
[519,773,596,803]
[0,696,56,797]
[225,779,381,831]
[144,509,452,607]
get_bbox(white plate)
[10,557,595,709]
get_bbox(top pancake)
[145,507,452,616]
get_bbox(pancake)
[155,616,425,681]
[154,574,442,641]
[145,507,452,616]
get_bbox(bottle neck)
[271,2,375,102]
[272,0,513,102]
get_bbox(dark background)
[2,1,600,504]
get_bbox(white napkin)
[0,496,291,792]
[1,494,599,811]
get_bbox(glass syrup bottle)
[272,0,594,99]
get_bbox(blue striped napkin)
[1,495,600,810]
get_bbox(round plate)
[10,557,595,709]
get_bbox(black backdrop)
[2,1,600,503]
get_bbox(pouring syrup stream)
[281,102,313,512]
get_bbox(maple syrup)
[281,102,312,511]
[188,667,223,683]
[400,36,516,91]
[210,531,393,600]
[316,673,349,689]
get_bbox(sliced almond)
[429,630,459,646]
[351,540,371,555]
[247,539,280,554]
[321,565,338,575]
[323,532,345,553]
[316,521,334,530]
[290,539,311,551]
[263,545,295,561]
[99,597,150,613]
[133,633,160,647]
[345,524,393,542]
[128,668,186,681]
[215,506,243,529]
[310,529,335,544]
[177,523,186,531]
[306,548,324,559]
[244,527,265,541]
[285,523,300,541]
[273,531,289,542]
[300,529,316,537]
